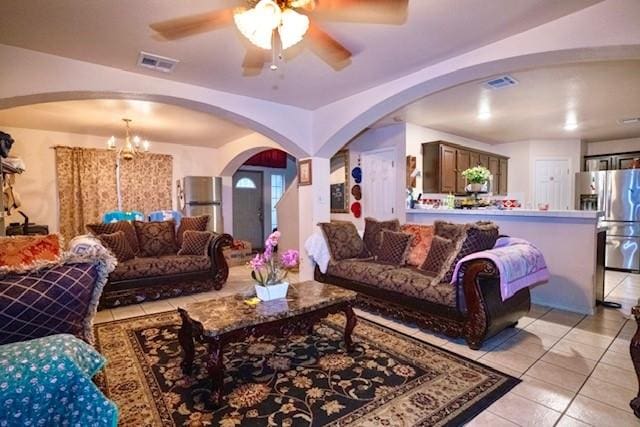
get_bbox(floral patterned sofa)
[313,218,531,349]
[83,217,233,308]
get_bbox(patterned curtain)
[119,153,172,215]
[55,147,173,241]
[55,147,118,241]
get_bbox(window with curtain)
[54,146,172,241]
[270,174,284,231]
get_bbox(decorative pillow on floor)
[377,230,414,266]
[134,220,178,257]
[178,230,214,256]
[420,235,458,278]
[443,221,499,283]
[176,215,210,247]
[87,220,140,255]
[362,217,400,258]
[400,224,435,267]
[318,221,365,261]
[0,234,62,273]
[0,262,100,345]
[97,230,135,262]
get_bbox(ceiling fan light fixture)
[279,8,309,50]
[234,0,282,50]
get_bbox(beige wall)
[3,126,219,233]
[586,137,640,156]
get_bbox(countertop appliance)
[180,176,223,234]
[576,170,640,272]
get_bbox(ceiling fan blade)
[242,47,267,76]
[309,0,408,24]
[150,9,234,40]
[307,23,351,71]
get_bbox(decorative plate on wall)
[351,184,361,200]
[350,201,362,218]
[351,166,362,184]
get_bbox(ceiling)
[0,99,253,147]
[0,0,600,109]
[375,60,640,143]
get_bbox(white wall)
[3,126,220,232]
[501,139,582,208]
[586,137,640,156]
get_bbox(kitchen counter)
[407,208,602,219]
[406,208,603,315]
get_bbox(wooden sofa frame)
[315,259,530,349]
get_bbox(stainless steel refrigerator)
[576,170,640,271]
[180,176,224,234]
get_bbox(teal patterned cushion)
[0,334,118,426]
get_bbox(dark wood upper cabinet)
[422,141,508,195]
[499,158,508,196]
[584,151,640,171]
[440,145,457,193]
[455,149,470,194]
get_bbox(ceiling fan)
[150,0,409,75]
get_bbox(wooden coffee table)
[177,281,358,406]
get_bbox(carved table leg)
[207,338,225,407]
[344,304,357,353]
[178,309,195,375]
[630,306,640,418]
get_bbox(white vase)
[466,183,485,192]
[255,282,289,301]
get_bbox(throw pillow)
[420,235,458,277]
[0,234,62,272]
[400,224,434,267]
[377,230,414,266]
[87,221,140,255]
[443,221,499,283]
[318,221,365,261]
[362,217,400,258]
[97,231,135,262]
[178,230,214,256]
[134,220,178,257]
[434,220,468,242]
[176,215,210,247]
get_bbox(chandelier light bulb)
[142,140,150,151]
[107,136,116,150]
[279,9,309,50]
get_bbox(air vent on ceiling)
[618,117,640,125]
[137,51,179,73]
[483,75,518,90]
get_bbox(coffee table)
[177,281,358,406]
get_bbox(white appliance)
[179,176,224,234]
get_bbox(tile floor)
[94,267,640,426]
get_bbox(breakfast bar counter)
[406,208,604,314]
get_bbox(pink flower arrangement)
[251,231,299,286]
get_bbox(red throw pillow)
[400,224,434,267]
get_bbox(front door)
[233,170,264,250]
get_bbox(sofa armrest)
[208,233,233,290]
[461,259,530,349]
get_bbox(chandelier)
[234,0,310,51]
[107,118,150,160]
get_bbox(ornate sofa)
[313,219,531,349]
[80,218,233,308]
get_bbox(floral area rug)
[94,312,518,426]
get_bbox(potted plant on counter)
[250,231,300,301]
[461,166,491,192]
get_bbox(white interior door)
[362,149,396,219]
[534,159,571,210]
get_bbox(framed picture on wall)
[298,159,312,186]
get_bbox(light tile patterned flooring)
[95,267,640,426]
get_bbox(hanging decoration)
[350,201,361,218]
[350,184,361,201]
[350,154,362,218]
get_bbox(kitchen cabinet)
[455,149,470,194]
[584,151,640,171]
[422,141,509,195]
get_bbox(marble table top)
[180,281,357,337]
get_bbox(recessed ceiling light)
[564,112,578,131]
[477,111,491,120]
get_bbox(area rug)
[94,312,519,426]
